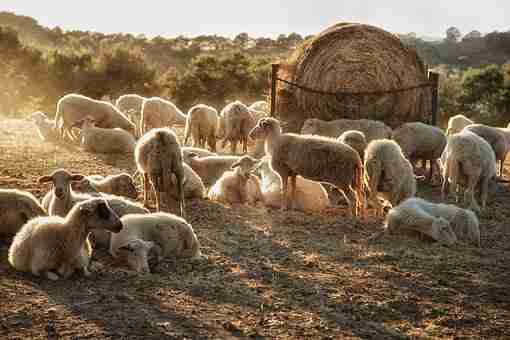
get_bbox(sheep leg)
[143,173,150,207]
[480,176,490,211]
[242,137,248,154]
[341,189,354,218]
[464,176,481,213]
[208,134,216,152]
[280,175,289,211]
[177,174,186,218]
[231,141,237,155]
[367,191,384,218]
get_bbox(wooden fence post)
[429,71,439,126]
[270,63,280,117]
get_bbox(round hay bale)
[277,23,432,132]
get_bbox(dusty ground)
[0,118,509,339]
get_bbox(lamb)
[255,157,330,213]
[39,169,86,217]
[73,116,136,154]
[184,104,219,152]
[220,101,256,154]
[249,118,365,217]
[337,130,367,160]
[0,189,47,238]
[364,139,416,217]
[30,111,59,142]
[74,173,138,199]
[208,156,263,205]
[182,153,240,187]
[110,212,201,273]
[135,127,185,216]
[446,114,473,136]
[463,124,508,176]
[140,97,187,135]
[54,93,136,140]
[391,122,447,183]
[384,197,480,246]
[300,118,392,142]
[182,147,217,158]
[440,129,505,213]
[8,198,123,280]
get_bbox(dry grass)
[0,118,509,339]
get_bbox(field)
[1,118,509,339]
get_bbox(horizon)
[2,1,509,39]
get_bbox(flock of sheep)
[2,91,508,281]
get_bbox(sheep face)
[119,239,161,273]
[111,174,138,199]
[249,118,280,140]
[432,218,457,245]
[38,169,84,200]
[231,156,261,179]
[78,198,123,233]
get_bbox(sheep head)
[249,118,280,141]
[111,173,138,199]
[76,198,123,233]
[432,217,457,245]
[119,239,161,273]
[38,169,84,200]
[231,155,261,179]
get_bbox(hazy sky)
[2,1,509,38]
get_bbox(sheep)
[337,130,367,160]
[249,101,269,113]
[115,94,145,118]
[182,153,240,187]
[440,129,506,213]
[392,122,447,183]
[30,111,59,142]
[208,156,263,205]
[182,163,206,199]
[462,124,508,176]
[39,169,86,217]
[110,212,201,273]
[0,189,47,238]
[8,198,123,280]
[182,147,217,158]
[220,101,256,155]
[255,157,330,213]
[184,104,219,152]
[72,116,136,154]
[364,139,416,218]
[300,118,392,143]
[446,114,473,136]
[74,173,138,199]
[140,97,187,135]
[384,197,480,246]
[249,118,365,217]
[135,127,185,216]
[54,93,136,141]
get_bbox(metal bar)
[270,64,280,117]
[429,71,440,126]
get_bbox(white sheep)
[140,97,187,136]
[255,157,330,213]
[249,118,365,217]
[337,130,367,160]
[184,104,219,152]
[8,198,123,280]
[39,169,86,217]
[220,101,256,155]
[392,122,447,183]
[300,118,392,142]
[364,139,416,217]
[115,94,146,130]
[135,127,185,216]
[385,197,480,246]
[182,147,217,158]
[30,111,59,142]
[446,114,473,136]
[182,153,240,187]
[73,116,136,154]
[208,156,263,206]
[110,212,201,273]
[440,129,505,213]
[0,189,47,238]
[54,93,136,140]
[74,173,138,199]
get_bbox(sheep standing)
[8,198,123,280]
[337,130,367,160]
[300,118,392,142]
[182,153,240,187]
[140,97,187,136]
[385,197,480,246]
[256,158,329,213]
[110,212,201,273]
[220,101,256,155]
[54,93,136,140]
[249,118,365,217]
[30,111,59,142]
[440,130,503,213]
[446,114,473,136]
[208,156,263,205]
[462,124,508,176]
[392,122,447,183]
[364,139,416,217]
[135,127,185,216]
[184,104,219,152]
[74,116,136,154]
[0,189,47,238]
[74,173,138,199]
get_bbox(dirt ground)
[0,118,509,339]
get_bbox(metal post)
[270,63,280,117]
[429,71,439,126]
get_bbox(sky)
[2,1,509,39]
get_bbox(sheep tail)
[354,158,366,218]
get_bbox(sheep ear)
[38,175,53,184]
[71,174,85,181]
[231,161,241,169]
